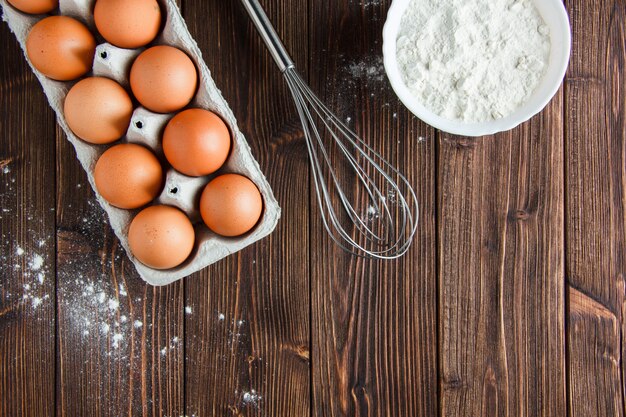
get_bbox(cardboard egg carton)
[1,0,281,286]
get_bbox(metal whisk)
[241,0,419,259]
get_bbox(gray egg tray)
[1,0,281,286]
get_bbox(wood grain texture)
[568,286,623,417]
[0,21,57,417]
[182,0,310,416]
[564,0,626,415]
[308,1,438,416]
[1,0,626,415]
[438,97,566,414]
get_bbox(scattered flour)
[396,0,551,122]
[345,56,386,83]
[31,296,43,308]
[5,241,51,310]
[112,333,124,349]
[365,205,379,222]
[28,254,44,271]
[108,298,120,311]
[0,162,266,414]
[242,389,262,407]
[349,0,381,8]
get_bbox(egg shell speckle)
[1,0,281,285]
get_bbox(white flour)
[396,0,551,122]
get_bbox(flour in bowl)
[396,0,551,122]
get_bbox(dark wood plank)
[568,286,623,416]
[55,132,186,416]
[55,0,186,414]
[0,21,57,417]
[564,0,626,415]
[55,1,186,413]
[309,1,438,416]
[183,0,310,416]
[438,96,566,413]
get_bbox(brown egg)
[130,46,197,113]
[94,144,163,209]
[26,16,96,81]
[163,109,231,177]
[200,174,263,237]
[128,205,195,269]
[94,0,161,48]
[64,77,134,145]
[7,0,57,14]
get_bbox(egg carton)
[1,0,281,286]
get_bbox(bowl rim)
[382,0,572,137]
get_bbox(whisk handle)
[240,0,295,72]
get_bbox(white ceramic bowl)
[382,0,571,137]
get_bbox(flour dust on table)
[352,0,382,8]
[1,162,54,313]
[346,55,387,82]
[396,0,551,122]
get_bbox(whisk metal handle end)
[240,0,295,72]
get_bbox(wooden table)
[1,0,624,415]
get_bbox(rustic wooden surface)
[565,0,625,416]
[0,0,624,416]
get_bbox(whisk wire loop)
[242,0,419,259]
[284,68,419,259]
[291,73,399,242]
